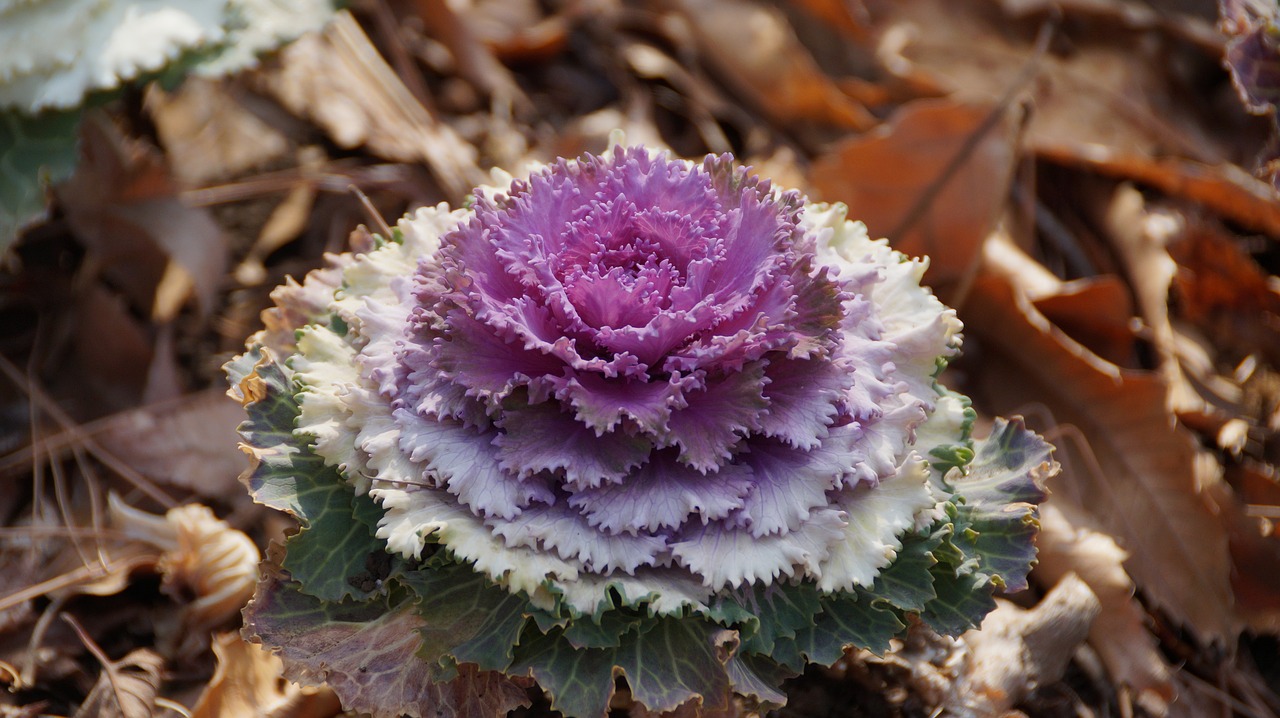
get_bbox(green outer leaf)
[785,593,905,665]
[714,582,821,655]
[927,387,977,474]
[916,418,1052,634]
[929,442,974,474]
[236,354,326,518]
[726,653,793,709]
[950,417,1053,592]
[511,626,613,718]
[237,351,395,601]
[869,526,943,612]
[1,108,80,253]
[450,593,535,671]
[243,567,531,718]
[921,565,997,636]
[282,490,397,602]
[597,617,731,714]
[561,608,647,649]
[512,617,731,718]
[403,564,533,674]
[767,635,805,673]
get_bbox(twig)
[366,0,436,108]
[350,184,395,239]
[1180,668,1272,718]
[20,595,66,689]
[49,450,92,570]
[0,559,138,614]
[0,355,177,509]
[155,697,192,717]
[63,614,124,714]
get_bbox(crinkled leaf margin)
[228,347,1053,717]
[231,347,402,602]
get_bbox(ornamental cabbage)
[228,145,1054,717]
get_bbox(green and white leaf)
[236,349,398,602]
[948,417,1053,592]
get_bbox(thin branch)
[0,355,177,509]
[350,184,395,239]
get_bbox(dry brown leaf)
[44,546,158,602]
[980,227,1135,341]
[60,113,229,319]
[71,283,155,411]
[964,273,1238,639]
[621,42,736,153]
[415,0,532,109]
[94,390,250,497]
[461,0,567,61]
[1032,277,1135,368]
[234,149,324,287]
[0,535,150,617]
[810,99,1019,290]
[260,11,482,198]
[998,0,1223,50]
[672,0,878,132]
[789,0,872,42]
[1212,471,1280,633]
[190,632,340,718]
[1103,185,1202,414]
[0,473,157,612]
[877,0,1280,239]
[1169,222,1280,367]
[947,574,1100,717]
[0,702,46,718]
[1038,144,1280,240]
[879,0,1252,164]
[1168,324,1247,429]
[982,228,1065,300]
[145,78,291,187]
[1036,500,1175,716]
[110,498,260,655]
[70,642,164,718]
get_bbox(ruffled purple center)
[386,148,898,572]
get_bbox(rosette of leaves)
[227,146,1055,718]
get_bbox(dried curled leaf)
[191,632,340,718]
[672,0,877,131]
[71,647,164,718]
[811,100,1019,290]
[110,497,260,652]
[1036,500,1175,716]
[947,574,1100,717]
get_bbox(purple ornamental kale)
[229,144,1051,718]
